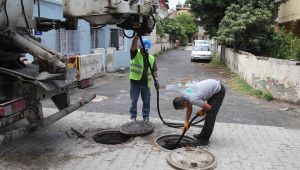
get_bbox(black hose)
[2,0,9,31]
[156,87,206,128]
[138,34,206,128]
[20,0,30,34]
[150,14,156,31]
[174,115,199,148]
[123,30,135,39]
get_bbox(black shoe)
[192,139,209,147]
[193,134,201,140]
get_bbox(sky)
[169,0,186,9]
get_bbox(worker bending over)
[173,79,226,146]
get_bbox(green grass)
[154,50,165,57]
[209,54,231,73]
[210,54,226,67]
[210,53,274,101]
[230,76,274,101]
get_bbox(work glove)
[154,78,160,89]
[183,120,190,133]
[196,111,206,117]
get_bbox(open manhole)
[93,130,133,145]
[156,135,196,150]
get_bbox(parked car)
[194,40,210,46]
[191,44,212,62]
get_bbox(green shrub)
[213,1,300,61]
[270,29,300,61]
[263,92,274,101]
[255,90,264,97]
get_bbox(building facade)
[277,0,300,37]
[33,0,88,55]
[175,4,190,14]
[89,26,133,69]
[33,0,133,69]
[158,0,169,18]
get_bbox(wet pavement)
[46,47,300,129]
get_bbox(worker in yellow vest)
[129,34,159,122]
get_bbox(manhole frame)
[155,134,196,151]
[92,130,134,145]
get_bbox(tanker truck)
[0,0,157,144]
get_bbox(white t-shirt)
[182,79,221,107]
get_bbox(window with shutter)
[91,28,105,49]
[56,29,80,55]
[110,28,125,51]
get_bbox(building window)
[56,29,80,55]
[110,28,124,51]
[91,28,105,49]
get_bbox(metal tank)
[0,0,34,30]
[0,0,158,145]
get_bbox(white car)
[191,44,212,62]
[194,40,210,46]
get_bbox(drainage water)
[156,135,196,150]
[93,130,132,145]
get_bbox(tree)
[156,14,198,46]
[187,0,239,38]
[216,4,272,54]
[187,0,287,38]
[216,1,287,56]
[175,13,198,42]
[156,17,188,46]
[156,17,165,38]
[164,18,188,46]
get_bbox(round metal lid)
[120,121,155,136]
[167,147,217,170]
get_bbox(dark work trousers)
[198,83,226,141]
[129,81,151,119]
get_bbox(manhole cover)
[167,147,217,170]
[120,121,155,136]
[156,135,196,150]
[93,130,133,145]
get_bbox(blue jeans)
[130,81,151,119]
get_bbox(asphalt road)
[44,48,300,129]
[1,48,300,170]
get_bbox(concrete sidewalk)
[0,108,300,170]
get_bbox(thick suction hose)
[138,34,206,128]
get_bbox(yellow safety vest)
[129,49,155,88]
